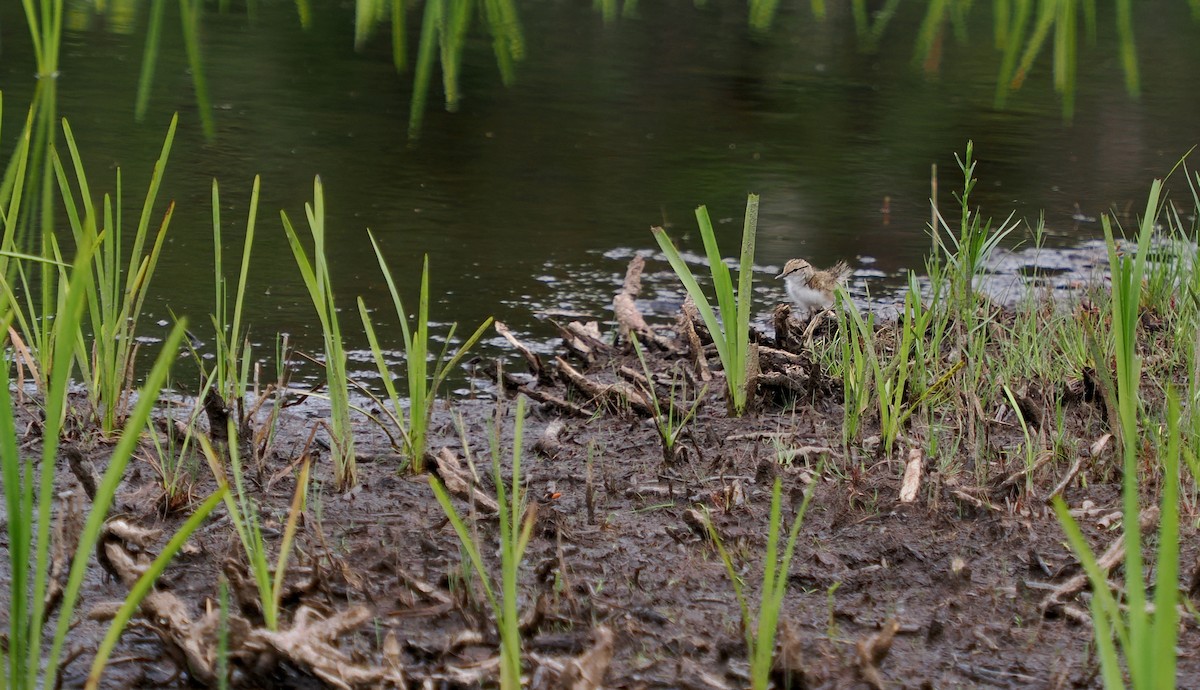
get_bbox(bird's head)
[776,258,813,281]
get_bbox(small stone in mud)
[950,556,971,581]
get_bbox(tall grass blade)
[179,0,216,140]
[135,0,167,122]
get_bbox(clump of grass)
[836,281,955,457]
[429,396,535,690]
[358,236,492,473]
[833,290,872,449]
[931,141,1018,321]
[2,239,213,688]
[35,117,175,434]
[205,175,260,439]
[706,477,815,690]
[140,391,205,511]
[630,333,706,463]
[44,115,176,433]
[652,194,759,417]
[281,177,356,488]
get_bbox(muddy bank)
[19,262,1200,689]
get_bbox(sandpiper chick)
[776,258,852,314]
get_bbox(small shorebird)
[776,258,852,314]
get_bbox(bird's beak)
[775,269,786,279]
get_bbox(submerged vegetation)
[38,0,1197,141]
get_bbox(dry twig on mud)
[430,447,500,514]
[556,357,653,416]
[677,297,713,382]
[551,320,611,365]
[496,320,550,384]
[96,518,405,689]
[899,448,923,503]
[855,619,899,690]
[533,420,568,459]
[613,256,675,351]
[482,362,596,418]
[991,450,1054,496]
[527,626,614,690]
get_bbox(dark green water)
[2,1,1200,378]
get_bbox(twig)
[495,321,549,383]
[556,357,653,416]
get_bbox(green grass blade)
[44,320,188,688]
[135,0,167,122]
[429,476,499,612]
[734,194,758,351]
[1151,390,1181,685]
[27,237,98,688]
[651,227,731,376]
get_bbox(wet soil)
[17,304,1200,690]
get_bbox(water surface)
[1,1,1198,375]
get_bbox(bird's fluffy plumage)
[776,259,851,313]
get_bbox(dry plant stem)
[855,619,900,690]
[1045,455,1085,503]
[430,447,500,513]
[551,626,615,690]
[551,318,611,364]
[678,299,713,382]
[899,448,923,503]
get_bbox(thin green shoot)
[207,175,260,438]
[1051,387,1182,689]
[358,238,492,473]
[141,394,203,511]
[1096,178,1162,683]
[630,333,706,463]
[834,289,872,448]
[198,419,310,631]
[930,141,1018,320]
[1001,384,1040,493]
[706,477,816,690]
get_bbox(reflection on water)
[2,1,1199,373]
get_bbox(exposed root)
[613,256,675,352]
[496,320,551,384]
[551,320,611,365]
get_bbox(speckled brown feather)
[808,260,851,292]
